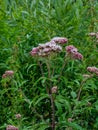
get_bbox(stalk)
[46,59,56,130]
[49,94,55,130]
[58,55,67,83]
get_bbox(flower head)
[2,73,7,78]
[66,45,78,53]
[72,52,83,60]
[30,47,39,56]
[66,45,83,60]
[5,71,14,76]
[89,32,96,36]
[87,66,98,74]
[6,125,18,130]
[2,70,14,79]
[51,37,68,44]
[30,41,62,57]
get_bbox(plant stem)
[38,60,49,94]
[77,77,91,101]
[49,94,55,130]
[46,59,56,130]
[58,56,67,82]
[38,61,44,77]
[77,80,85,101]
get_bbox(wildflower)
[89,32,96,36]
[87,66,98,75]
[5,71,14,76]
[83,74,92,79]
[30,47,39,56]
[72,52,83,60]
[66,45,78,53]
[6,125,18,130]
[30,41,62,57]
[66,45,83,60]
[51,37,68,44]
[15,114,21,119]
[51,86,58,94]
[2,73,7,78]
[2,70,14,79]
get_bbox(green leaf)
[55,95,71,113]
[71,91,77,98]
[33,94,49,106]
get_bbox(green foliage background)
[0,0,98,129]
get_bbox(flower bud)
[51,86,58,94]
[15,114,21,119]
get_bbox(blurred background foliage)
[0,0,98,129]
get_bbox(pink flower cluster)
[2,70,14,79]
[30,37,68,57]
[66,45,83,60]
[30,41,62,57]
[51,37,68,44]
[6,125,18,130]
[87,66,98,75]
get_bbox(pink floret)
[72,52,83,60]
[66,45,78,53]
[5,70,14,76]
[2,70,14,79]
[2,73,7,78]
[51,37,68,44]
[30,47,39,56]
[89,32,96,36]
[87,66,98,73]
[6,125,18,130]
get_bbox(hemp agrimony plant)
[30,37,83,130]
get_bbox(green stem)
[46,60,56,130]
[58,55,67,83]
[49,94,55,130]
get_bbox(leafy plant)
[0,0,98,130]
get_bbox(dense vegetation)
[0,0,98,129]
